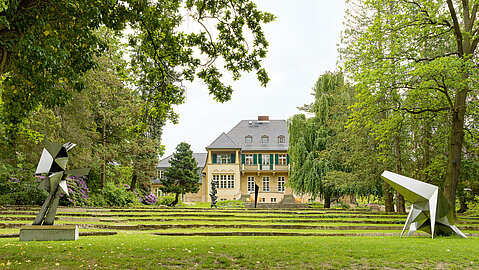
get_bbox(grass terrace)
[0,205,477,268]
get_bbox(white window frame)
[214,174,234,189]
[261,135,269,144]
[278,154,287,165]
[278,176,285,192]
[245,154,254,165]
[263,176,270,192]
[217,154,231,164]
[158,170,165,179]
[245,136,252,144]
[262,154,270,165]
[271,197,277,203]
[278,136,285,143]
[247,176,255,193]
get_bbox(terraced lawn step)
[152,231,402,236]
[0,231,117,238]
[84,224,405,230]
[151,231,479,237]
[118,218,405,224]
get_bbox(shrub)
[0,166,47,206]
[156,195,177,206]
[216,200,244,208]
[59,176,90,207]
[99,182,140,207]
[88,192,107,207]
[142,192,158,205]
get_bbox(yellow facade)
[201,149,292,203]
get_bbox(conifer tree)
[162,142,199,206]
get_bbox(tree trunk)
[444,87,467,212]
[170,193,180,207]
[130,170,138,191]
[394,134,406,213]
[101,111,106,188]
[324,193,331,208]
[383,183,394,212]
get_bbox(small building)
[152,153,207,202]
[152,116,296,204]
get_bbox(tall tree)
[289,71,375,208]
[162,142,199,206]
[343,0,479,210]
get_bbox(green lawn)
[0,233,476,269]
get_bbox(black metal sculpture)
[254,184,259,208]
[210,180,218,208]
[33,140,90,225]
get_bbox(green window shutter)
[253,154,257,164]
[275,154,279,165]
[212,154,217,164]
[241,154,245,164]
[286,154,290,164]
[270,164,273,170]
[258,154,262,164]
[270,154,274,164]
[231,154,235,164]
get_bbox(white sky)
[161,0,346,157]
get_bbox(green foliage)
[342,0,479,207]
[156,195,178,206]
[216,200,245,208]
[289,71,380,201]
[1,0,274,138]
[98,182,140,207]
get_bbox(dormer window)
[261,135,269,144]
[278,135,285,144]
[245,135,252,144]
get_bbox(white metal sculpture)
[381,170,467,238]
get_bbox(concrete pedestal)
[20,225,79,241]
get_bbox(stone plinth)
[20,225,78,241]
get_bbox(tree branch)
[446,0,464,56]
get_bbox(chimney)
[258,116,269,122]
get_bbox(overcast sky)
[161,1,346,157]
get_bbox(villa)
[154,116,293,203]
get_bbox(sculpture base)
[20,225,79,241]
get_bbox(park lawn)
[0,233,476,269]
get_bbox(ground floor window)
[247,176,255,193]
[262,176,270,192]
[260,198,266,202]
[214,174,234,189]
[271,198,276,203]
[278,176,285,192]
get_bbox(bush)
[99,182,140,207]
[59,176,90,207]
[216,200,244,208]
[156,195,177,206]
[88,192,107,207]
[142,192,158,205]
[0,166,47,206]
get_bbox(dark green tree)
[162,142,199,206]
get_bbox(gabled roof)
[206,132,240,149]
[158,153,208,169]
[226,120,288,151]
